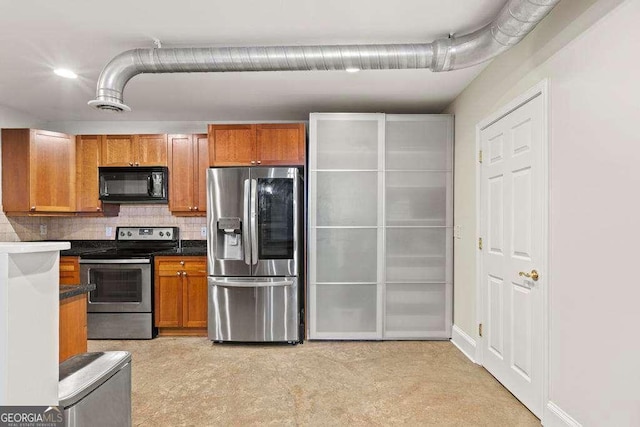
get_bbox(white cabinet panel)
[386,228,447,282]
[315,284,378,335]
[386,116,452,170]
[384,283,448,338]
[386,171,450,226]
[316,228,377,283]
[316,171,378,226]
[315,117,382,170]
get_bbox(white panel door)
[480,94,544,417]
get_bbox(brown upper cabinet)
[75,135,119,216]
[1,129,76,215]
[100,134,168,166]
[208,123,305,166]
[168,134,208,216]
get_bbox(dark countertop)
[60,240,116,257]
[154,247,207,256]
[59,240,206,257]
[60,283,96,301]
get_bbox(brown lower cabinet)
[59,256,86,362]
[154,256,208,336]
[59,256,80,285]
[59,294,87,363]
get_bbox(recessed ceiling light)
[54,68,78,79]
[345,67,360,73]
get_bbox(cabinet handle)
[180,260,185,265]
[188,206,192,211]
[30,206,36,211]
[257,160,261,165]
[250,160,256,165]
[193,206,198,211]
[176,271,181,276]
[96,207,101,211]
[129,162,133,166]
[182,271,187,277]
[135,162,140,166]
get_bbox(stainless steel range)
[80,226,179,339]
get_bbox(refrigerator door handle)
[250,178,258,265]
[209,278,294,288]
[243,179,251,265]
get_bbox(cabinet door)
[195,134,209,213]
[208,124,256,166]
[76,135,103,213]
[309,114,385,340]
[168,134,195,213]
[135,134,168,166]
[59,256,80,285]
[30,130,76,212]
[256,123,305,165]
[100,135,135,166]
[59,295,87,363]
[155,269,183,328]
[182,272,207,328]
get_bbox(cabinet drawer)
[155,257,206,274]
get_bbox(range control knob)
[159,231,164,237]
[127,231,132,237]
[120,232,125,237]
[166,232,171,237]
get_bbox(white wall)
[446,0,640,424]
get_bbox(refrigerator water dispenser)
[217,217,243,260]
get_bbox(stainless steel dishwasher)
[58,351,132,427]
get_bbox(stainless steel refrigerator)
[207,167,303,343]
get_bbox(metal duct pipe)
[89,0,560,112]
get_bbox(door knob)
[519,269,539,281]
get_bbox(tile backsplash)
[1,205,206,241]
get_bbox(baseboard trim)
[451,325,477,364]
[544,402,582,427]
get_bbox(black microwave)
[99,166,168,203]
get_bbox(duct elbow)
[88,49,143,112]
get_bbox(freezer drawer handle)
[210,279,293,288]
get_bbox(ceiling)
[0,0,506,122]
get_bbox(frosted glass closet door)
[309,113,384,339]
[384,115,453,339]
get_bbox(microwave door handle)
[100,175,108,196]
[243,179,251,266]
[147,175,152,196]
[250,178,258,265]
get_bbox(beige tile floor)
[88,338,540,426]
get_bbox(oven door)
[80,259,152,313]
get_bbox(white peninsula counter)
[0,241,70,406]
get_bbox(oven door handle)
[80,259,151,264]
